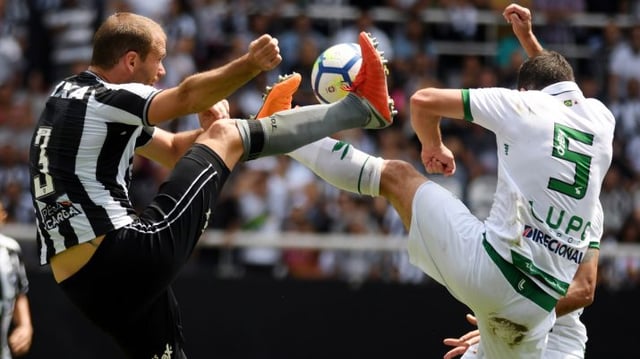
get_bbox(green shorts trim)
[482,235,558,312]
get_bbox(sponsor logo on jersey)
[522,224,584,264]
[40,201,81,230]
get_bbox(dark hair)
[516,50,574,90]
[90,13,163,69]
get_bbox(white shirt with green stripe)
[462,81,613,299]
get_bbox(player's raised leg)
[227,31,396,163]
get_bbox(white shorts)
[407,181,556,359]
[462,343,583,359]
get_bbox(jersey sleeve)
[463,87,530,135]
[93,83,163,127]
[135,126,155,148]
[588,201,604,249]
[3,238,30,294]
[16,251,29,294]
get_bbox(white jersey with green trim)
[465,81,614,298]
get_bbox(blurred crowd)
[1,0,640,289]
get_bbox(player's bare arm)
[503,3,544,58]
[135,128,203,169]
[137,100,231,168]
[148,34,281,125]
[409,88,463,176]
[555,248,599,316]
[8,293,32,356]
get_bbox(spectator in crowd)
[234,158,288,279]
[159,0,198,89]
[0,201,33,358]
[41,0,100,83]
[599,161,635,240]
[608,23,640,102]
[332,6,394,61]
[277,13,328,75]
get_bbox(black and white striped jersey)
[29,71,161,265]
[0,234,28,359]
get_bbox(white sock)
[288,137,382,196]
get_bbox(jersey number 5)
[33,127,55,199]
[548,123,594,200]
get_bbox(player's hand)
[8,324,33,356]
[248,34,282,72]
[503,3,533,39]
[199,99,230,129]
[421,144,456,176]
[443,314,480,359]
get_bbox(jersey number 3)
[33,127,55,199]
[548,123,594,200]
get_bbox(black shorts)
[59,144,230,359]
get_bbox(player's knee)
[203,118,239,141]
[383,159,420,180]
[197,118,242,148]
[381,159,425,190]
[195,118,244,167]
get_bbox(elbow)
[581,291,595,308]
[410,88,438,111]
[409,88,439,126]
[577,283,597,308]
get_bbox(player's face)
[133,33,166,86]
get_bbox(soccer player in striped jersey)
[287,4,613,358]
[28,11,394,359]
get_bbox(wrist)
[240,53,263,76]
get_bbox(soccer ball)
[311,42,362,104]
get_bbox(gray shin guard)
[235,94,369,161]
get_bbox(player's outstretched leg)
[254,72,301,119]
[231,33,396,161]
[345,31,396,128]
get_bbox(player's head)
[90,12,167,85]
[516,50,574,90]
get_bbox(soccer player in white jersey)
[28,11,394,359]
[286,3,614,358]
[440,5,599,358]
[443,233,598,359]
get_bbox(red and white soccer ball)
[311,42,362,104]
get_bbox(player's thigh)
[137,144,230,270]
[406,180,486,299]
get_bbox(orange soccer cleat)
[345,32,396,129]
[254,72,302,119]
